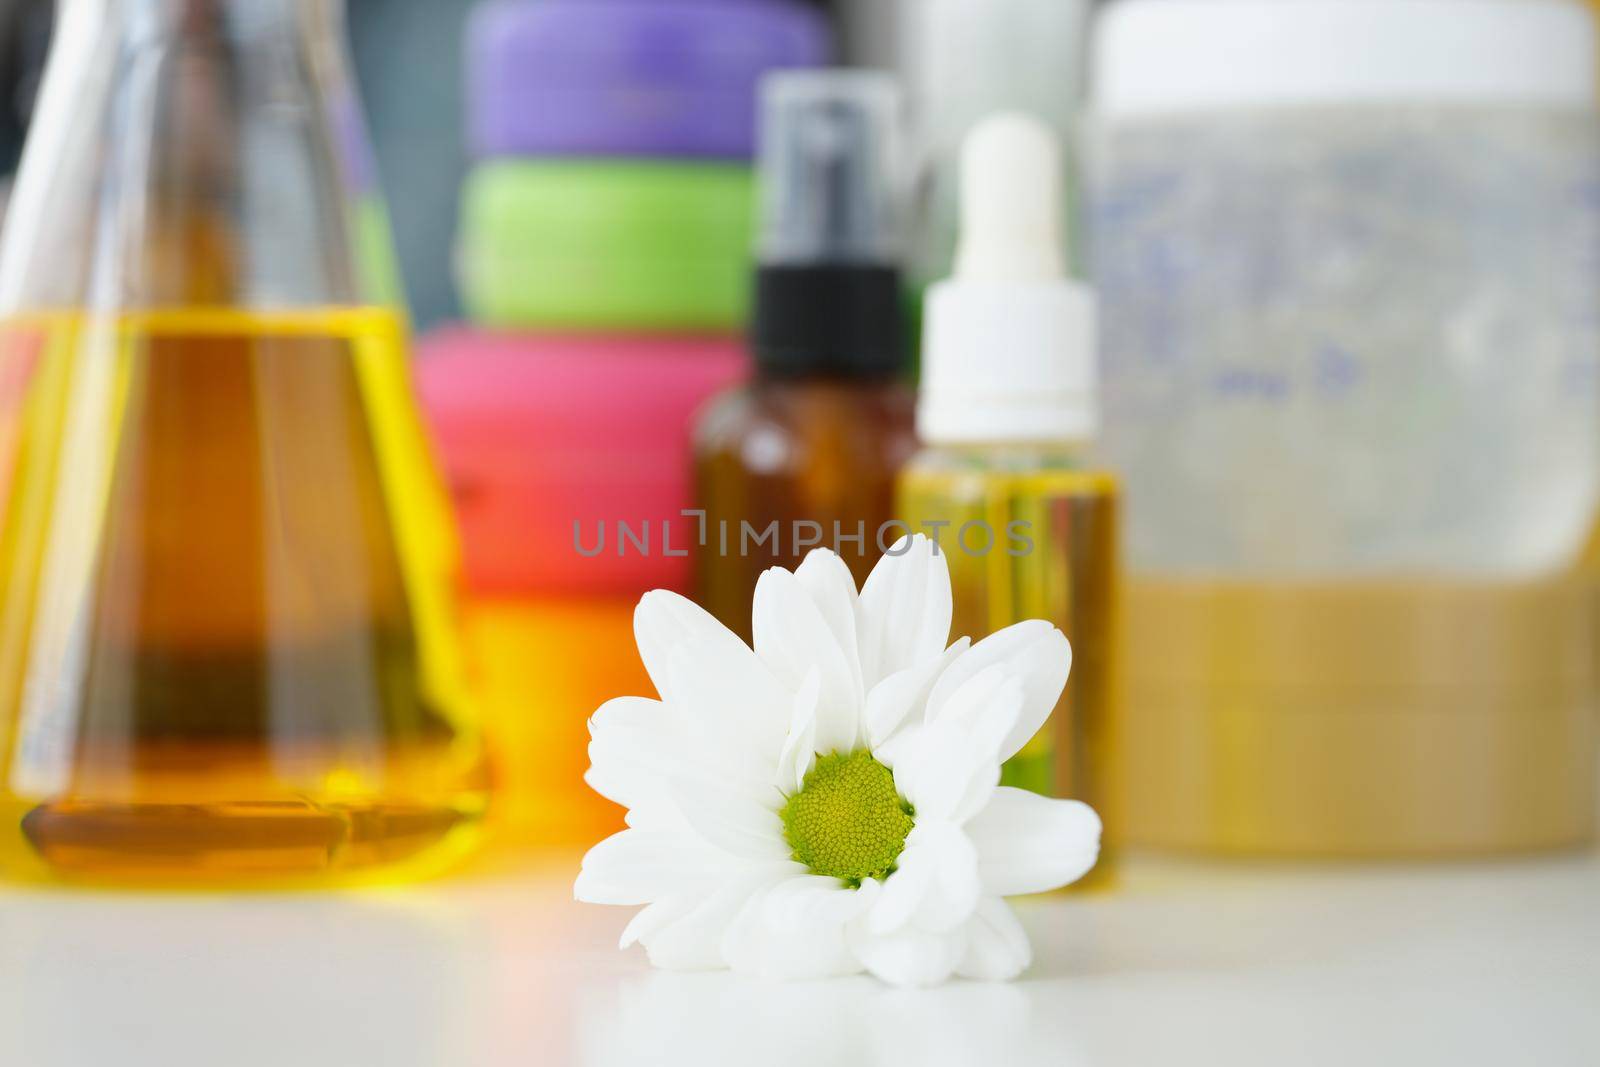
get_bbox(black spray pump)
[749,70,906,380]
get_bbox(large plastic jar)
[1094,0,1600,578]
[1092,0,1600,856]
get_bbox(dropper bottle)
[693,71,917,641]
[897,113,1121,886]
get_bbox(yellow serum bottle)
[897,114,1121,887]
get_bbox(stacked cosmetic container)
[418,0,830,846]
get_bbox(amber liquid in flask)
[0,310,486,883]
[0,0,485,884]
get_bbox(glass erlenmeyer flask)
[0,0,488,884]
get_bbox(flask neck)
[60,0,344,43]
[0,0,388,313]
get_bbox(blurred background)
[0,0,1595,874]
[0,0,1071,326]
[0,0,924,327]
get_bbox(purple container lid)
[467,0,831,161]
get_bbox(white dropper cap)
[917,113,1096,445]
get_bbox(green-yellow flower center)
[781,750,914,885]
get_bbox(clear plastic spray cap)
[756,70,903,266]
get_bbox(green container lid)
[458,161,755,331]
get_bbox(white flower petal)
[618,896,694,950]
[586,697,780,817]
[634,590,750,703]
[929,664,1021,735]
[856,535,953,689]
[794,549,864,695]
[754,566,862,754]
[863,638,970,760]
[583,697,683,812]
[777,670,821,795]
[956,897,1032,982]
[869,732,916,772]
[626,870,791,971]
[575,829,727,906]
[847,920,966,989]
[926,621,1071,762]
[964,787,1102,896]
[917,665,1024,821]
[891,689,1017,826]
[664,643,793,770]
[722,875,868,980]
[670,779,794,864]
[866,820,980,936]
[634,590,791,756]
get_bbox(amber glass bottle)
[693,72,915,639]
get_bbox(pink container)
[416,327,748,597]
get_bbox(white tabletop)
[2,851,1596,1067]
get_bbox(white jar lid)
[1094,0,1598,117]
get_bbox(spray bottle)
[693,71,916,641]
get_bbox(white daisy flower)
[574,536,1102,988]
